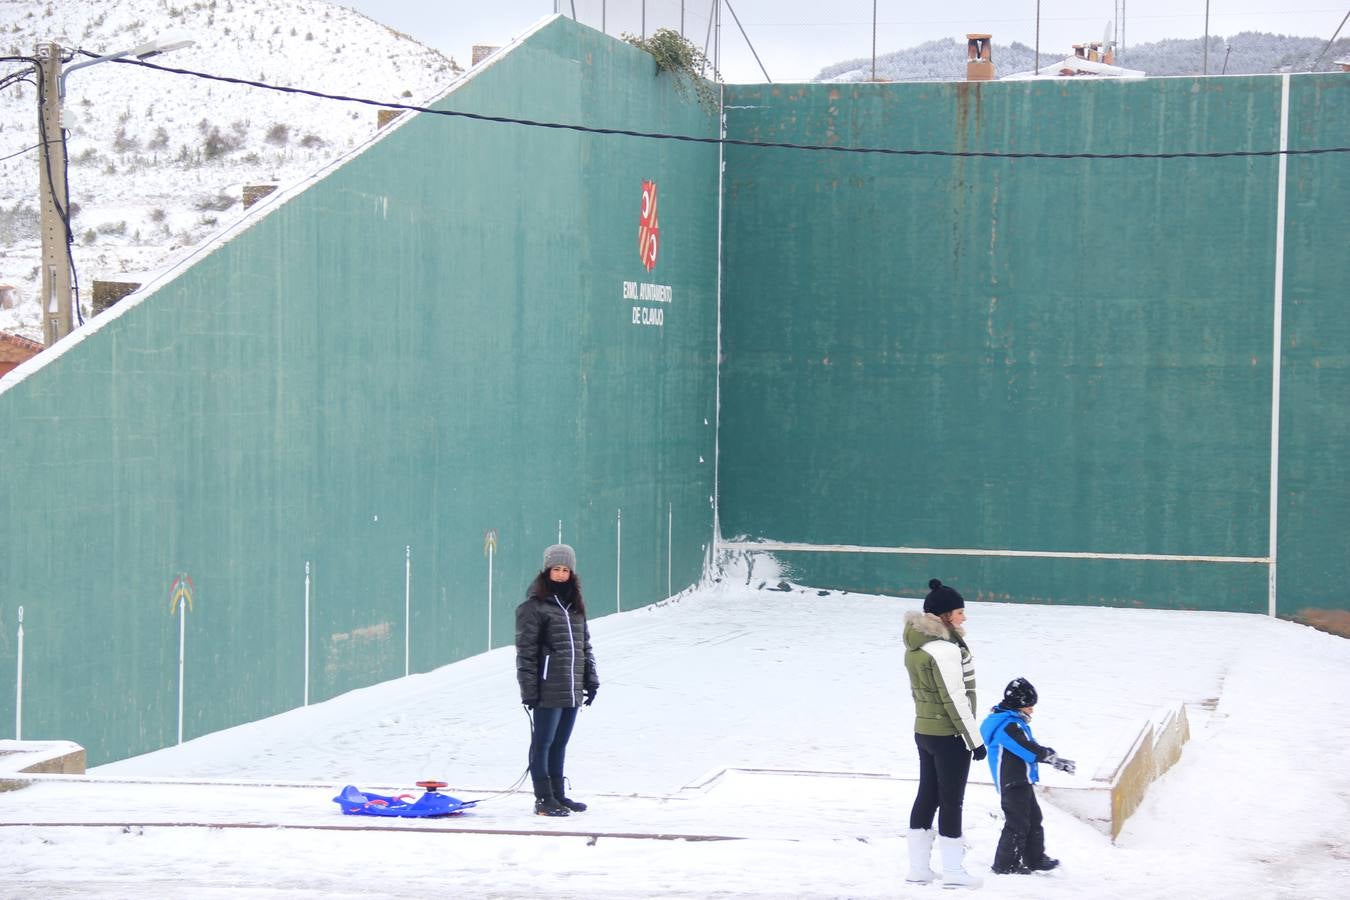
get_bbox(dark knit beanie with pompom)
[923,578,965,616]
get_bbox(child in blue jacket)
[979,678,1075,875]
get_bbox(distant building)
[0,331,43,378]
[1334,57,1350,72]
[1002,38,1144,80]
[1003,56,1145,80]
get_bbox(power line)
[1,56,38,92]
[1308,8,1350,70]
[0,141,45,163]
[103,56,1350,161]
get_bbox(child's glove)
[1045,753,1076,775]
[972,745,987,761]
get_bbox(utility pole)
[33,37,192,346]
[1203,1,1210,75]
[36,41,72,346]
[1035,1,1041,76]
[871,0,877,82]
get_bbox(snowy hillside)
[0,0,463,341]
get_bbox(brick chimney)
[966,34,994,81]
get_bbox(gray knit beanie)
[542,543,576,571]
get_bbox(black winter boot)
[1024,825,1058,870]
[532,777,569,817]
[551,776,587,812]
[991,833,1031,874]
[991,858,1032,875]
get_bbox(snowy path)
[4,577,1349,898]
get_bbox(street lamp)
[37,37,193,345]
[60,38,195,98]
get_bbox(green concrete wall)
[1277,77,1350,618]
[2,27,1346,765]
[717,75,1348,614]
[0,17,720,765]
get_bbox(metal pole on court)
[15,607,23,740]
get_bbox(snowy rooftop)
[1003,56,1147,80]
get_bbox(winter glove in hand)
[972,745,987,761]
[1045,753,1076,774]
[523,699,537,711]
[583,687,597,706]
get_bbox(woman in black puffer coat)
[515,543,599,817]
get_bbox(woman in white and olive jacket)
[902,579,984,889]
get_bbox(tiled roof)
[0,330,44,363]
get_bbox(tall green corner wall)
[2,25,1347,765]
[716,75,1348,614]
[0,17,720,765]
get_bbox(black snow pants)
[993,783,1046,868]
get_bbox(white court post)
[667,501,673,598]
[303,561,311,706]
[169,574,194,744]
[404,545,412,677]
[1267,73,1291,619]
[14,606,23,740]
[485,530,498,650]
[616,508,623,613]
[176,604,186,743]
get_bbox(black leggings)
[909,732,973,838]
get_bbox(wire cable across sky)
[105,55,1350,162]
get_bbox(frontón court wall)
[717,75,1347,617]
[0,17,720,765]
[0,18,1346,764]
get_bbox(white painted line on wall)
[1267,74,1291,618]
[711,82,727,558]
[717,540,1270,566]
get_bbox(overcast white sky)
[341,1,1348,82]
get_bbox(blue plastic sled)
[334,782,477,818]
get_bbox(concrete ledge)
[1041,703,1190,840]
[0,740,86,792]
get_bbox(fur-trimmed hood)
[903,609,964,650]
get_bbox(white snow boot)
[938,835,983,890]
[906,828,939,883]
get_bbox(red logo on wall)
[638,180,659,272]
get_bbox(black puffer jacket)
[515,579,598,709]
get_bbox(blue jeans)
[529,706,579,783]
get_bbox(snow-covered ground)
[3,560,1349,898]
